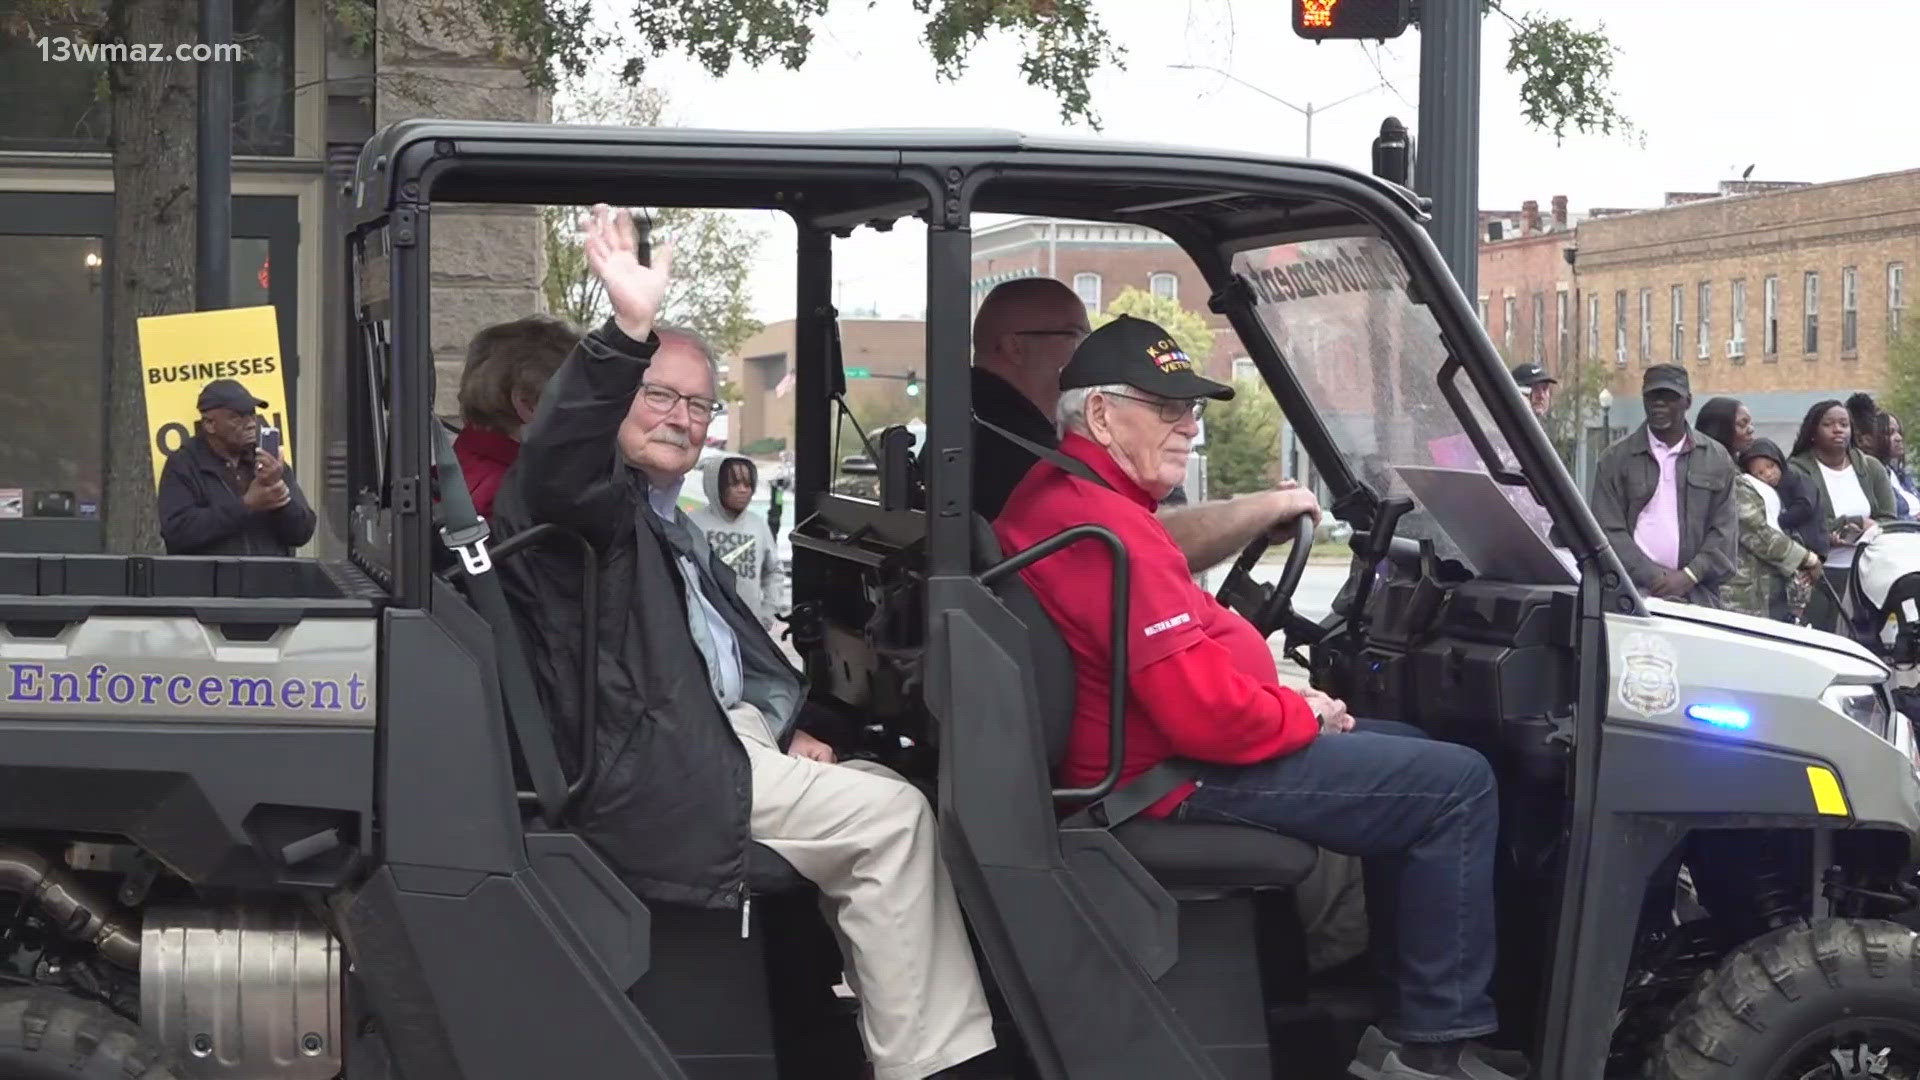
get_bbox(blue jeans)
[1176,719,1499,1044]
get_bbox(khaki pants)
[1296,850,1369,974]
[728,703,996,1080]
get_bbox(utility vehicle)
[0,123,1913,1080]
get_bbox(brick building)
[1477,197,1579,373]
[732,319,926,450]
[970,217,1249,381]
[1572,170,1920,446]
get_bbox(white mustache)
[650,429,692,449]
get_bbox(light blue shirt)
[649,480,745,708]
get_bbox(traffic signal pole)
[196,0,232,310]
[1413,0,1480,297]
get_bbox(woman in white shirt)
[1789,399,1898,629]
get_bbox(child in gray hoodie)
[689,455,781,628]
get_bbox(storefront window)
[0,235,105,515]
[0,0,295,155]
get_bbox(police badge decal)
[1617,632,1680,717]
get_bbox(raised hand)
[582,203,674,341]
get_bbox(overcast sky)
[621,0,1919,323]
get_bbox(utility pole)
[1168,64,1384,159]
[1414,0,1481,298]
[195,0,233,310]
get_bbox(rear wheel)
[1649,918,1920,1080]
[0,987,181,1079]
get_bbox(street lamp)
[1168,63,1385,159]
[1598,387,1614,444]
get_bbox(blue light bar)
[1686,704,1751,730]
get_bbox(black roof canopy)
[351,120,1428,244]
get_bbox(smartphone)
[259,425,283,460]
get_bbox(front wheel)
[0,987,182,1079]
[1649,918,1920,1080]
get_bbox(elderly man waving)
[497,206,999,1080]
[993,317,1520,1080]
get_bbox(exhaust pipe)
[0,846,140,968]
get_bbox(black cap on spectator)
[197,378,268,413]
[1510,362,1557,388]
[1643,363,1690,398]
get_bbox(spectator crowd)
[1523,360,1918,630]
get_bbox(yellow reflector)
[1806,766,1850,817]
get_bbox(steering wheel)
[1214,515,1317,638]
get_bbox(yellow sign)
[135,306,291,489]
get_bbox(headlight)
[1824,683,1892,740]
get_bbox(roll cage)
[344,121,1638,1078]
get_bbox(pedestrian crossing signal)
[1293,0,1412,41]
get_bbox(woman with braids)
[1696,398,1820,620]
[1857,397,1920,520]
[1791,399,1900,629]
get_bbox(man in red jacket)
[453,315,581,517]
[993,317,1517,1080]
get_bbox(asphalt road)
[1199,559,1349,625]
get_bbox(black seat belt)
[430,421,572,827]
[1061,761,1198,829]
[974,416,1200,830]
[975,414,1111,491]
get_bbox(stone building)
[0,0,549,555]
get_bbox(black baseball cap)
[1642,363,1690,398]
[1510,362,1557,389]
[1059,315,1234,402]
[197,378,268,414]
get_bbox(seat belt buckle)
[440,520,493,576]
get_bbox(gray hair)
[1056,383,1135,438]
[652,323,722,392]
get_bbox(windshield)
[1232,235,1531,566]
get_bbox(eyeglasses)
[1104,390,1207,424]
[638,383,723,422]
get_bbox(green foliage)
[1204,378,1283,498]
[328,0,378,56]
[1094,287,1214,361]
[1541,357,1613,472]
[1483,2,1633,143]
[1884,316,1920,464]
[916,0,1118,127]
[400,0,1120,126]
[742,436,787,455]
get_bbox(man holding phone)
[157,378,316,556]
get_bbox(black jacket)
[493,320,805,911]
[1774,466,1829,557]
[157,434,316,556]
